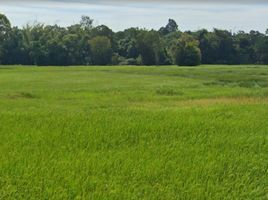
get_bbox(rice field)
[0,65,268,199]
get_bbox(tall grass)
[0,65,268,199]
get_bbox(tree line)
[1,14,268,66]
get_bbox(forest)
[1,14,268,66]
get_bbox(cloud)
[0,0,267,33]
[0,0,268,4]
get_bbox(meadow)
[0,65,268,199]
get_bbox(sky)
[0,0,268,33]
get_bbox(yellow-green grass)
[0,65,268,199]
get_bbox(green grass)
[0,65,268,199]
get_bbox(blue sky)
[1,0,268,32]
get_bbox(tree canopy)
[0,14,268,66]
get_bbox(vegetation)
[0,65,268,199]
[1,14,268,66]
[89,36,113,65]
[170,33,201,66]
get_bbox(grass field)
[0,65,268,199]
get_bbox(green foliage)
[0,14,11,63]
[0,13,11,36]
[111,53,125,65]
[159,18,179,35]
[117,29,139,59]
[0,15,268,66]
[118,56,143,66]
[89,36,112,65]
[171,33,201,66]
[0,65,268,199]
[80,15,94,30]
[256,37,268,64]
[137,30,167,65]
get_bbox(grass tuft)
[7,92,38,99]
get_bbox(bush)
[111,53,125,65]
[118,56,142,65]
[182,45,201,66]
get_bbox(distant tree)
[0,14,11,64]
[116,28,140,59]
[195,29,238,64]
[0,14,11,36]
[22,23,50,65]
[3,27,23,64]
[159,19,178,35]
[137,30,168,65]
[89,36,112,65]
[233,31,256,64]
[44,25,68,65]
[256,37,268,64]
[214,29,237,64]
[92,25,113,39]
[117,38,139,59]
[61,34,83,65]
[80,15,94,30]
[170,33,201,66]
[0,14,267,66]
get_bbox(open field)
[0,65,268,199]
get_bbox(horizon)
[1,0,268,33]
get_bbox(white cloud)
[0,1,267,32]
